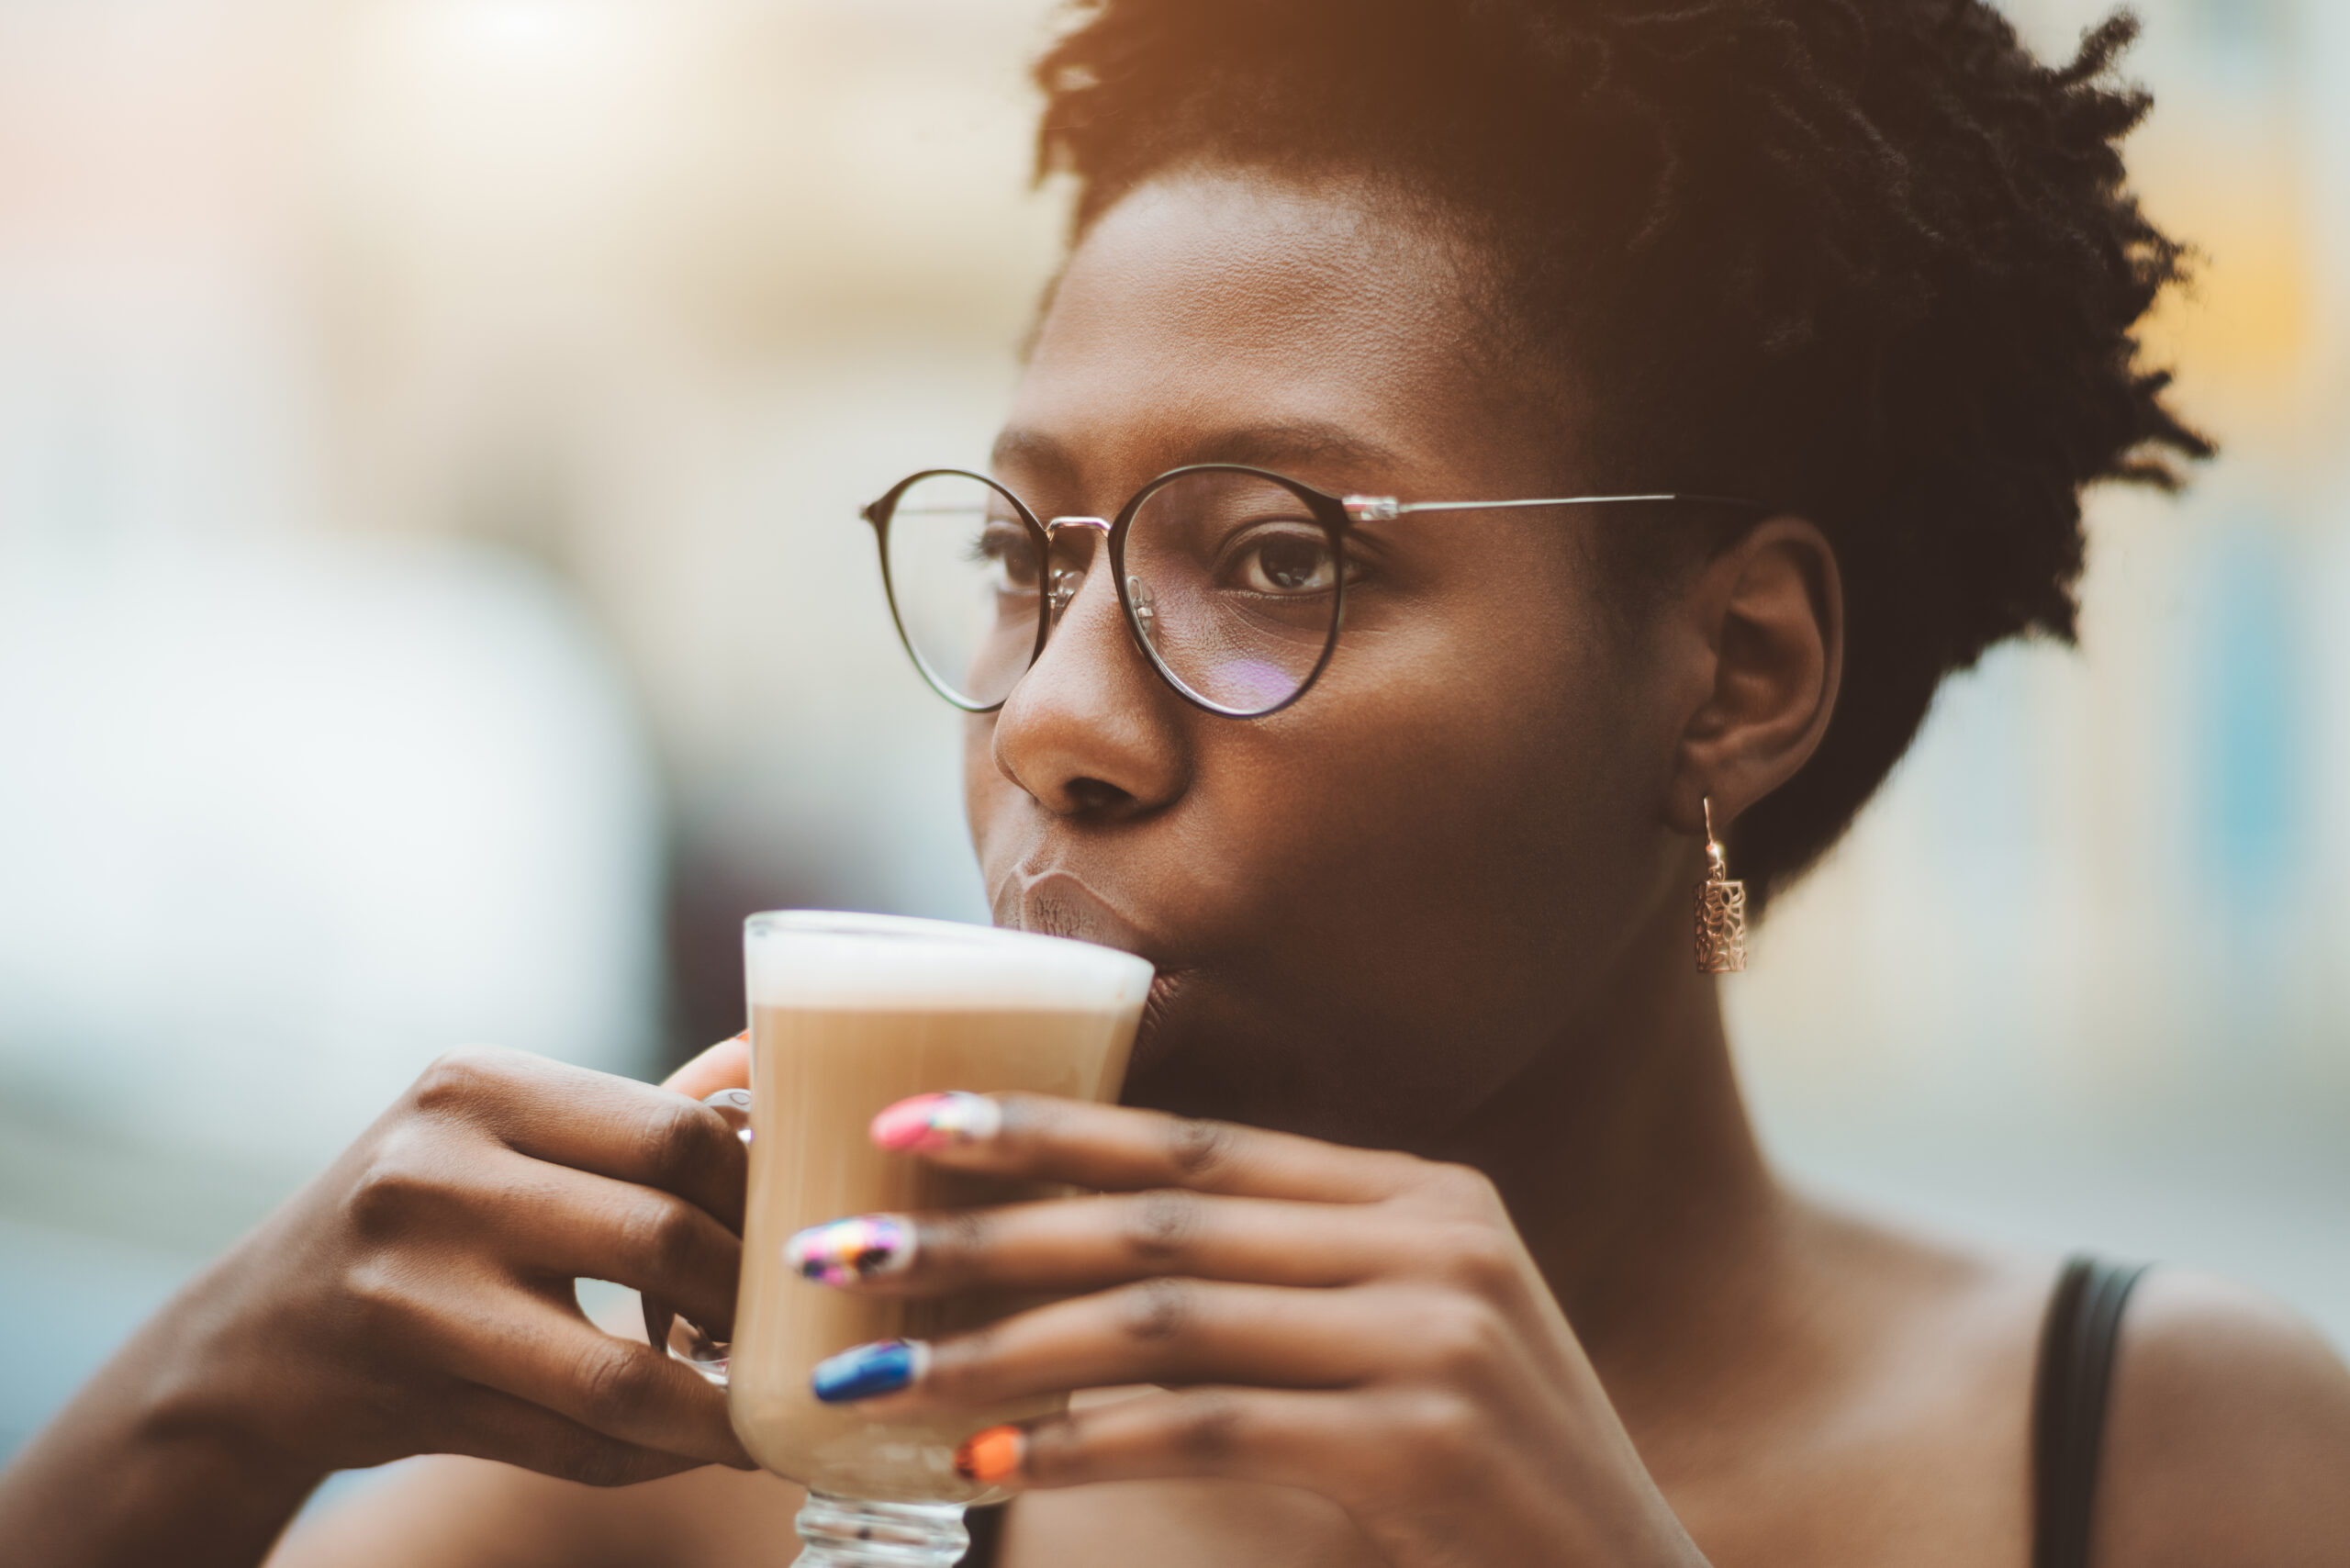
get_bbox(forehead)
[1002,170,1511,493]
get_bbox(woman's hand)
[196,1043,755,1483]
[790,1092,1707,1568]
[0,1043,755,1568]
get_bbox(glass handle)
[641,1086,751,1387]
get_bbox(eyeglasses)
[861,464,1765,720]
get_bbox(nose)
[990,530,1189,820]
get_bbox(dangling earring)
[1694,796,1747,974]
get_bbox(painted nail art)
[810,1338,929,1404]
[786,1215,914,1286]
[954,1426,1024,1484]
[870,1092,1002,1153]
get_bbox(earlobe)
[1668,516,1842,836]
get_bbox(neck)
[1430,896,1785,1374]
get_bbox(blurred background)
[0,0,2342,1494]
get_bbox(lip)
[996,866,1190,1069]
[999,866,1155,953]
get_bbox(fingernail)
[955,1425,1024,1484]
[785,1215,914,1286]
[811,1338,929,1404]
[870,1092,1002,1152]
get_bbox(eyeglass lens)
[879,468,1343,717]
[881,472,1040,709]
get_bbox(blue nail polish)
[811,1338,925,1404]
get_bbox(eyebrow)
[990,421,1411,491]
[989,427,1081,482]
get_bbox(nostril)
[1065,776,1135,815]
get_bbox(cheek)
[1346,642,1613,913]
[1229,583,1642,1000]
[1136,615,1651,1137]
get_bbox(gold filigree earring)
[1694,796,1747,974]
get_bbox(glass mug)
[647,912,1152,1566]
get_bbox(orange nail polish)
[954,1425,1024,1484]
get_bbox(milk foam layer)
[745,911,1153,1011]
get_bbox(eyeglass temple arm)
[1340,493,1765,522]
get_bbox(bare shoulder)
[2098,1269,2350,1568]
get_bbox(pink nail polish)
[870,1092,1002,1152]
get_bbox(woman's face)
[967,170,1696,1147]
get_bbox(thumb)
[661,1030,749,1102]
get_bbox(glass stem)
[794,1493,970,1567]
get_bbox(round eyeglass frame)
[862,465,1773,720]
[862,463,1355,720]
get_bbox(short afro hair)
[1033,0,2210,908]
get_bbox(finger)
[662,1031,750,1103]
[500,1159,743,1338]
[414,1047,747,1231]
[873,1092,1420,1203]
[785,1192,1418,1295]
[431,1279,751,1467]
[827,1281,1401,1408]
[436,1381,724,1488]
[952,1386,1385,1497]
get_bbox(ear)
[1665,516,1842,838]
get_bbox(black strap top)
[2031,1254,2150,1568]
[957,1252,2147,1568]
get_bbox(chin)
[1115,968,1490,1149]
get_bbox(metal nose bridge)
[1042,518,1111,622]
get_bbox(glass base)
[795,1492,969,1567]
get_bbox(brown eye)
[1233,530,1337,595]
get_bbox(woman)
[6,1,2346,1563]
